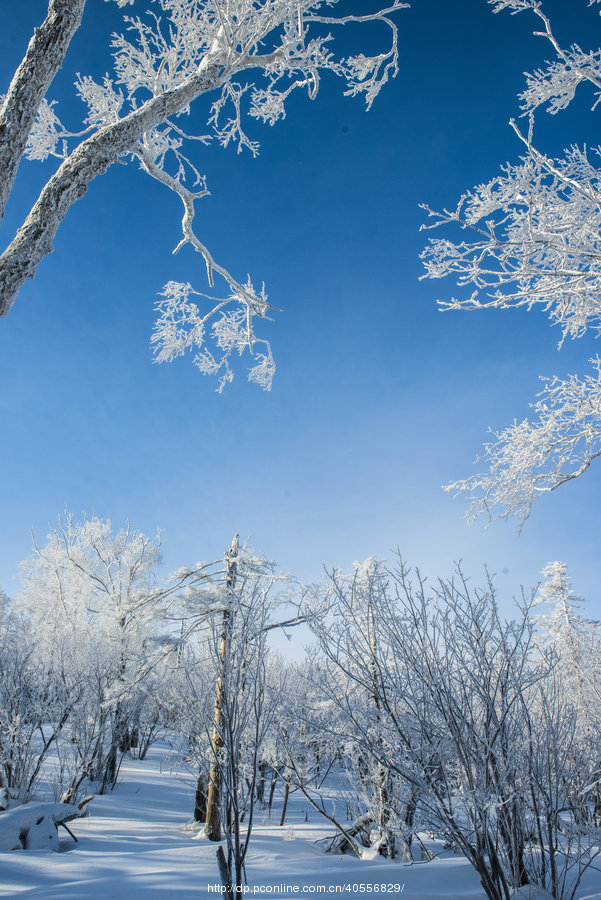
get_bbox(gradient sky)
[1,0,600,621]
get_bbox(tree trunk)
[194,771,207,823]
[204,607,229,841]
[279,782,290,827]
[267,771,277,819]
[204,534,238,841]
[0,0,87,221]
[0,62,224,316]
[216,844,233,899]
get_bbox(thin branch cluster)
[420,0,601,523]
[446,357,601,527]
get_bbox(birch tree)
[421,0,601,525]
[0,0,405,390]
[173,542,287,894]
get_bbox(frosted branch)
[0,0,87,220]
[445,358,601,527]
[134,141,275,389]
[152,280,275,392]
[0,0,407,392]
[424,0,601,523]
[421,144,601,343]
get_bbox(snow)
[24,817,59,853]
[0,743,599,900]
[0,802,82,851]
[511,889,555,900]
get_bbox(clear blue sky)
[1,0,600,617]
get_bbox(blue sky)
[1,0,600,618]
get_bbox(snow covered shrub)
[0,609,74,801]
[295,562,428,862]
[268,655,360,846]
[306,557,601,900]
[534,562,601,828]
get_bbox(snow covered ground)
[0,743,600,900]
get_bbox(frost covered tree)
[0,0,405,390]
[534,561,601,825]
[0,608,76,803]
[421,0,601,525]
[301,560,421,861]
[208,559,277,893]
[17,511,212,794]
[536,562,600,715]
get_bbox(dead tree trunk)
[194,771,208,823]
[279,781,290,827]
[204,534,238,841]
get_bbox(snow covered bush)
[304,556,601,900]
[268,654,358,847]
[0,609,75,802]
[296,564,424,862]
[534,562,601,828]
